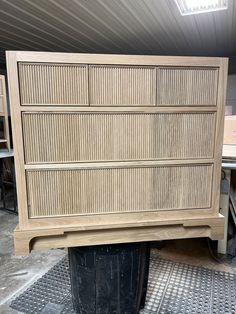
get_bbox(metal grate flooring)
[11,251,236,314]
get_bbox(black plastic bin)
[68,242,150,314]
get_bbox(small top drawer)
[89,65,156,106]
[18,63,89,106]
[157,67,219,106]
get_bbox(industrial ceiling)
[0,0,236,70]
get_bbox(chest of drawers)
[6,52,227,255]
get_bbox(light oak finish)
[157,67,219,106]
[0,75,10,150]
[90,65,156,106]
[6,51,228,255]
[19,106,217,113]
[13,51,225,66]
[18,63,89,105]
[26,164,213,218]
[211,58,228,214]
[24,159,215,170]
[22,112,215,163]
[14,215,224,255]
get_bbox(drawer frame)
[6,52,228,255]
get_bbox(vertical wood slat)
[26,165,213,218]
[0,77,2,112]
[89,65,156,106]
[18,63,89,105]
[157,67,219,106]
[22,112,216,163]
[0,97,3,113]
[18,63,219,107]
[0,75,11,150]
[0,78,2,95]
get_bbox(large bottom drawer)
[26,164,213,218]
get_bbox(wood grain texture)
[26,164,213,218]
[90,65,155,106]
[24,159,214,171]
[0,75,10,150]
[211,58,228,215]
[13,214,224,255]
[0,77,2,95]
[30,224,222,252]
[6,52,29,227]
[0,78,3,113]
[14,51,223,67]
[19,106,217,113]
[0,97,3,113]
[6,52,227,254]
[22,112,215,163]
[18,63,89,105]
[157,67,219,106]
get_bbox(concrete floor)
[0,210,236,313]
[0,211,66,314]
[156,238,236,273]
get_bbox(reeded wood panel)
[0,79,2,95]
[157,67,219,106]
[18,63,89,105]
[26,165,213,218]
[0,97,3,113]
[90,65,156,106]
[0,76,3,112]
[0,75,10,150]
[7,51,227,251]
[22,112,216,163]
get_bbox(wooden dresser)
[6,52,227,255]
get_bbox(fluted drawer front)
[26,164,213,218]
[0,97,3,113]
[22,112,215,163]
[90,65,156,106]
[0,79,2,95]
[157,67,219,106]
[18,63,89,105]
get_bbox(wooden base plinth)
[14,214,224,255]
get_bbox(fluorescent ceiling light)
[175,0,228,15]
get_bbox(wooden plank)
[24,159,214,170]
[0,75,10,150]
[19,106,218,113]
[14,51,224,67]
[211,58,228,215]
[6,52,28,227]
[14,209,220,230]
[14,214,224,255]
[217,169,231,254]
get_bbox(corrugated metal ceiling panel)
[0,0,236,67]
